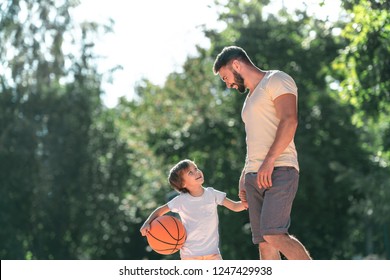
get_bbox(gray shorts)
[244,167,299,244]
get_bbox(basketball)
[146,215,186,255]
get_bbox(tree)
[331,0,390,258]
[0,0,141,259]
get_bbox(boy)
[140,159,247,260]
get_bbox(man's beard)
[232,70,247,94]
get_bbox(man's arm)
[257,93,298,188]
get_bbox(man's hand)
[257,158,275,189]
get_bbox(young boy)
[140,159,247,260]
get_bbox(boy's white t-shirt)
[242,70,299,173]
[167,187,226,258]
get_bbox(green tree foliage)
[334,0,389,117]
[331,0,390,259]
[0,0,143,259]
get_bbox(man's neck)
[247,69,266,95]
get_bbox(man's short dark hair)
[213,46,252,74]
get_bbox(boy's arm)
[139,204,170,236]
[222,197,248,212]
[239,168,247,202]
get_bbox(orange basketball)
[146,215,186,255]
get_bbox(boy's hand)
[239,189,247,203]
[140,223,150,236]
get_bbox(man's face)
[219,64,247,93]
[232,69,246,93]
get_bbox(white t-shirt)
[167,187,226,258]
[242,70,299,173]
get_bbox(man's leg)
[259,168,311,259]
[259,241,281,260]
[263,234,311,260]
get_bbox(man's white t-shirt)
[242,70,299,173]
[167,187,226,258]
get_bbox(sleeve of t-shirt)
[167,195,181,213]
[208,187,227,205]
[268,71,298,100]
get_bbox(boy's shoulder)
[204,186,216,192]
[204,186,226,195]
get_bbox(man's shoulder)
[266,70,296,88]
[267,70,292,80]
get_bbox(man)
[213,46,311,260]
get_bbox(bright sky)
[73,0,341,108]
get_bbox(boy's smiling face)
[182,162,204,190]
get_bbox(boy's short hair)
[168,159,193,193]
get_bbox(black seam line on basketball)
[167,217,186,241]
[172,218,186,252]
[155,248,179,252]
[148,232,185,245]
[166,217,180,254]
[157,218,182,242]
[173,217,186,240]
[170,217,187,251]
[148,232,180,246]
[148,217,186,254]
[171,217,180,251]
